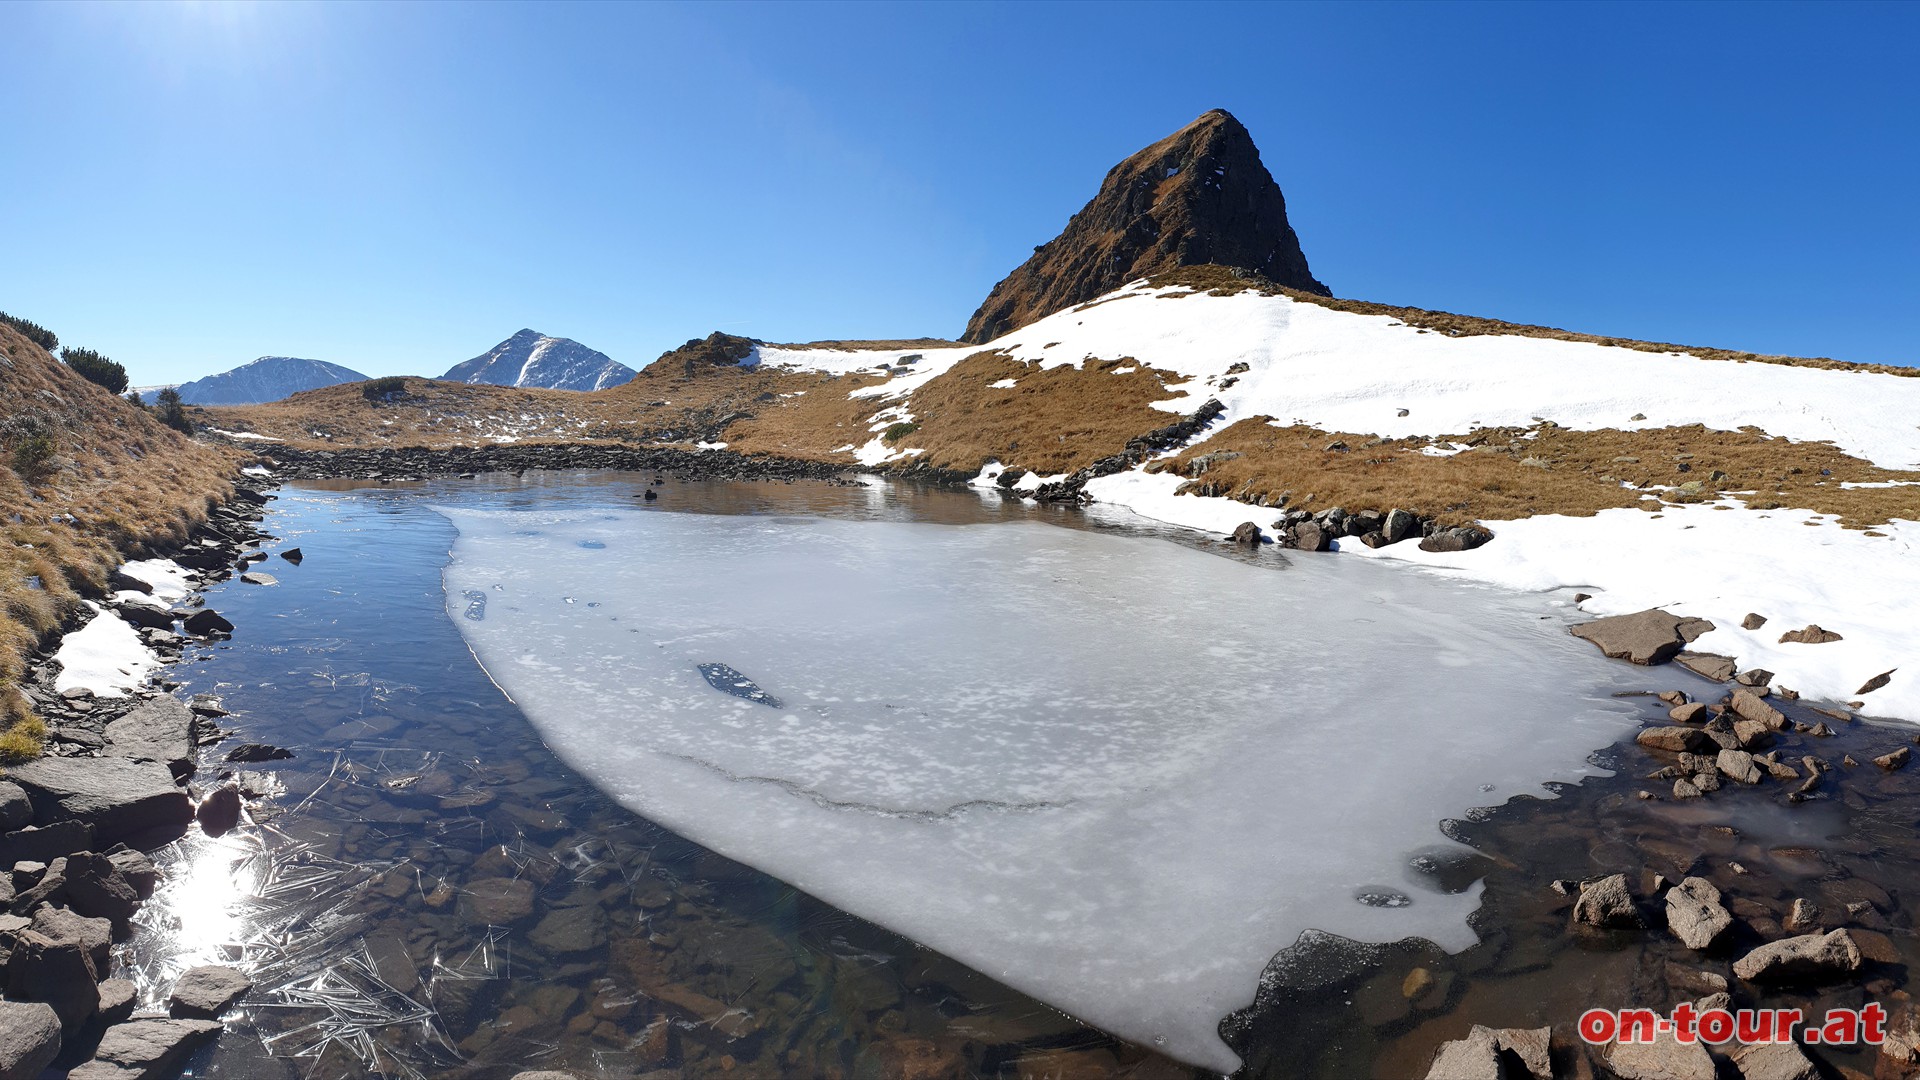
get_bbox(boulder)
[1383,508,1419,545]
[1858,669,1895,695]
[110,600,175,632]
[1570,609,1714,665]
[1716,750,1764,785]
[195,785,243,836]
[166,964,252,1019]
[1875,747,1911,771]
[0,821,93,867]
[238,572,277,587]
[63,853,140,925]
[1675,652,1736,682]
[1573,873,1643,928]
[1418,526,1492,553]
[95,979,137,1025]
[0,1000,62,1080]
[30,905,112,973]
[9,857,67,914]
[1730,719,1774,750]
[1605,1030,1716,1080]
[223,744,293,764]
[105,850,157,900]
[103,696,197,777]
[3,758,191,843]
[1729,690,1787,731]
[1665,877,1733,949]
[1741,612,1768,630]
[1778,624,1843,645]
[1423,1024,1551,1079]
[180,609,233,637]
[5,929,98,1037]
[1732,929,1861,984]
[65,1018,222,1080]
[1290,521,1330,552]
[1668,702,1708,723]
[279,547,303,563]
[1228,521,1264,547]
[0,785,29,832]
[1728,1040,1817,1080]
[1636,727,1713,754]
[1735,668,1774,687]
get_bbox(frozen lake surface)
[440,501,1647,1070]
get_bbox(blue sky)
[1,1,1913,384]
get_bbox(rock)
[1665,877,1733,949]
[195,785,242,836]
[1785,898,1823,933]
[167,964,252,1019]
[1423,1024,1551,1079]
[0,785,29,832]
[1570,609,1715,665]
[103,696,197,777]
[1717,750,1764,785]
[1858,669,1895,695]
[1875,747,1911,770]
[1290,521,1330,552]
[180,608,233,637]
[1729,690,1787,731]
[510,1073,578,1080]
[1573,873,1643,928]
[1383,509,1419,545]
[65,1018,222,1080]
[1676,652,1736,681]
[1673,777,1703,799]
[238,572,277,586]
[5,929,98,1036]
[1778,624,1842,644]
[1228,521,1264,548]
[461,877,536,924]
[1736,668,1774,687]
[1730,719,1774,749]
[1605,1029,1716,1080]
[30,905,112,973]
[0,1000,62,1080]
[1732,928,1861,984]
[110,600,175,632]
[1637,727,1713,754]
[1727,1040,1817,1080]
[1418,526,1492,553]
[1668,702,1708,723]
[529,904,609,956]
[0,821,93,867]
[279,547,302,563]
[96,979,136,1025]
[1741,612,1768,630]
[105,850,157,900]
[108,570,152,595]
[63,853,140,925]
[2,758,190,844]
[223,743,292,763]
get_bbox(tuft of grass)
[0,714,47,763]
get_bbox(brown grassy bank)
[0,323,240,755]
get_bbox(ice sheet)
[439,507,1645,1071]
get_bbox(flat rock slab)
[66,1018,222,1080]
[0,1000,62,1080]
[168,964,252,1019]
[460,877,535,925]
[104,696,196,775]
[1571,609,1715,666]
[1676,652,1737,682]
[0,820,93,867]
[4,758,190,844]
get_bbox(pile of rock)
[263,443,855,485]
[0,762,251,1076]
[1264,505,1492,553]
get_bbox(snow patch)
[52,602,159,698]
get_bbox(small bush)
[882,421,920,443]
[0,715,47,763]
[10,434,56,480]
[362,376,409,403]
[125,391,147,409]
[61,347,128,394]
[0,311,57,352]
[154,387,194,435]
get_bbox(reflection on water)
[132,473,1202,1079]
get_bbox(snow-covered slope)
[442,329,634,391]
[762,280,1920,721]
[172,356,369,405]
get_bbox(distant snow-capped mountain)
[442,329,634,391]
[171,356,369,405]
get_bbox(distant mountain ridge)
[172,356,369,405]
[442,329,633,391]
[962,108,1327,343]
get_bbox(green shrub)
[9,434,56,480]
[0,311,57,352]
[60,347,128,394]
[125,391,147,409]
[154,388,194,435]
[882,421,920,443]
[362,376,409,402]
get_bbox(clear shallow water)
[436,478,1654,1070]
[122,471,1655,1077]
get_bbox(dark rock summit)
[961,109,1327,343]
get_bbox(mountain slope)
[961,109,1326,343]
[174,356,369,405]
[443,329,634,391]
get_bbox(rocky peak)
[961,109,1328,344]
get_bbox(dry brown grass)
[0,324,239,755]
[1152,418,1920,528]
[1148,265,1916,377]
